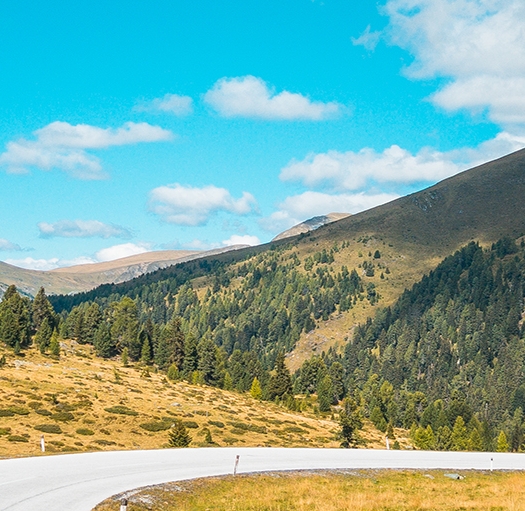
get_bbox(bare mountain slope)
[272,213,351,241]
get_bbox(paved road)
[1,448,525,511]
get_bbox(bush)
[0,410,14,417]
[34,424,62,434]
[93,439,116,446]
[6,406,29,415]
[51,412,75,422]
[208,420,225,428]
[76,428,95,436]
[104,406,138,416]
[35,409,52,416]
[140,421,172,432]
[8,435,29,442]
[183,421,199,429]
[228,421,267,434]
[0,427,11,435]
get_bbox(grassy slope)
[0,342,408,459]
[94,470,525,511]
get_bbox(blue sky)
[1,0,524,269]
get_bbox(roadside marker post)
[40,435,45,453]
[120,497,128,511]
[234,455,240,475]
[490,458,493,472]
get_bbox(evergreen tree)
[139,328,152,364]
[451,416,469,451]
[497,431,510,452]
[49,329,60,358]
[109,297,140,359]
[0,287,31,349]
[32,287,55,332]
[250,377,262,400]
[468,428,483,451]
[223,371,233,391]
[268,352,292,399]
[339,396,362,448]
[121,347,129,367]
[182,333,199,378]
[94,322,114,358]
[317,374,334,412]
[197,338,218,385]
[168,420,191,447]
[35,317,52,354]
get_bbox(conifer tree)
[497,431,510,452]
[250,377,262,400]
[451,416,469,451]
[339,396,362,448]
[49,329,60,358]
[94,322,114,358]
[317,374,334,412]
[168,420,191,447]
[35,317,52,354]
[268,352,292,399]
[32,287,55,332]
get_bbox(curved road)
[1,448,525,511]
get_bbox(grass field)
[0,341,408,458]
[94,469,525,511]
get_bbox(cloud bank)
[137,93,194,116]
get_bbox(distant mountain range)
[0,246,246,297]
[272,213,350,241]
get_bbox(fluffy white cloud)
[260,191,398,233]
[4,257,62,271]
[384,0,525,126]
[281,145,460,190]
[149,183,258,225]
[222,234,261,247]
[38,220,132,239]
[204,76,341,120]
[0,121,173,179]
[94,242,151,262]
[137,94,194,116]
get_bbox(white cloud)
[203,76,341,120]
[384,0,525,126]
[260,191,398,233]
[149,183,258,225]
[4,257,62,271]
[0,121,173,179]
[352,25,382,51]
[38,220,132,239]
[0,238,24,252]
[222,234,261,247]
[281,145,460,190]
[95,242,151,262]
[137,94,194,116]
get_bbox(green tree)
[94,322,114,358]
[317,374,334,412]
[497,431,510,452]
[0,286,31,349]
[339,396,362,448]
[109,297,140,359]
[168,420,191,447]
[250,377,262,400]
[35,317,52,354]
[49,329,60,358]
[468,428,483,451]
[451,416,469,451]
[32,287,55,332]
[268,352,292,399]
[413,425,435,450]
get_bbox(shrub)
[6,406,29,415]
[104,406,138,416]
[0,410,14,417]
[35,409,52,416]
[0,427,12,435]
[76,428,95,436]
[209,420,225,428]
[183,421,199,429]
[8,435,29,442]
[139,421,172,432]
[228,421,267,434]
[34,424,62,434]
[93,439,116,446]
[51,412,74,422]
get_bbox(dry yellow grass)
[0,342,406,458]
[94,470,525,511]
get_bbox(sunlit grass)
[94,470,525,511]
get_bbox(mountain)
[0,246,246,298]
[272,213,351,241]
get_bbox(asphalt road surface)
[2,448,525,511]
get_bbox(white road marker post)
[120,497,128,511]
[385,435,390,450]
[490,457,493,472]
[40,435,45,453]
[233,455,240,476]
